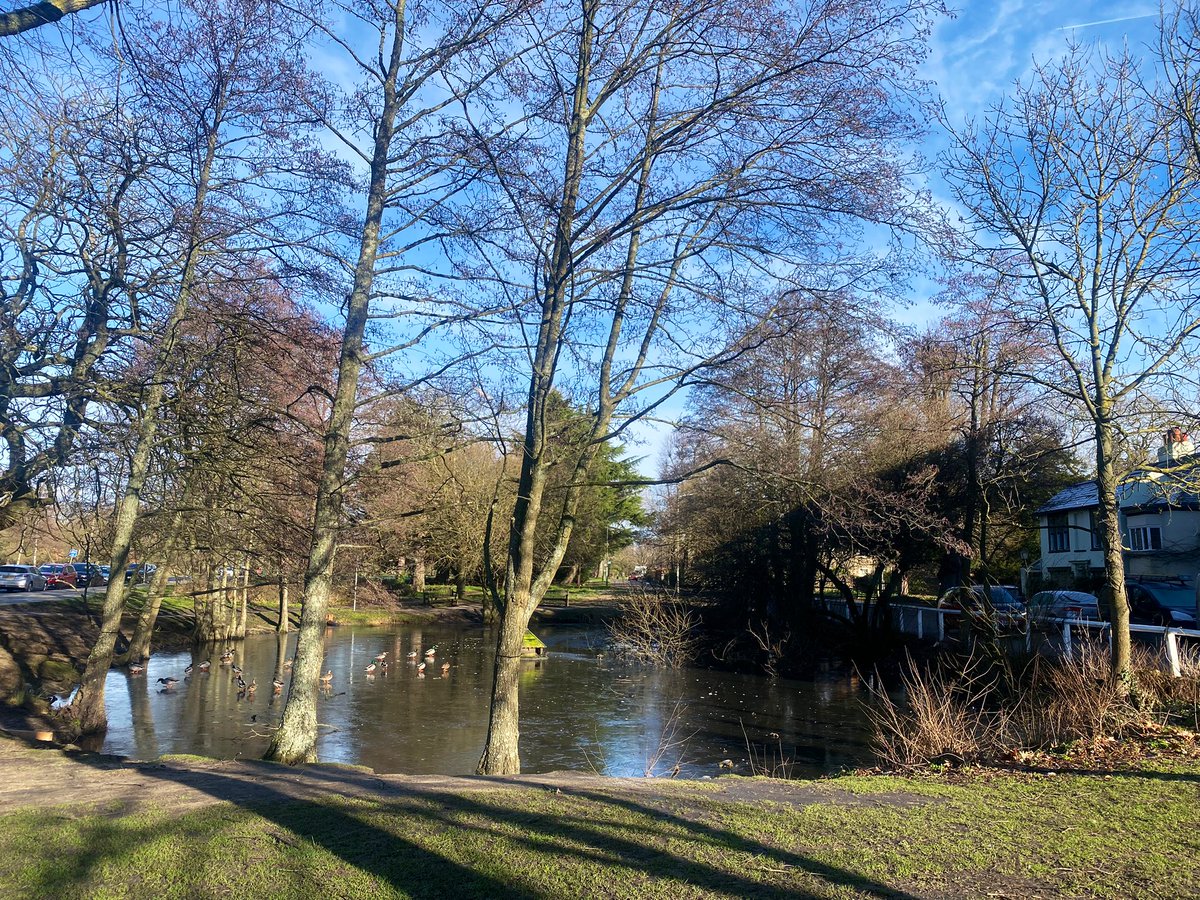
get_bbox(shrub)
[606,591,698,667]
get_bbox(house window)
[1127,526,1162,552]
[1089,511,1103,551]
[1047,514,1070,553]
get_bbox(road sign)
[68,548,78,559]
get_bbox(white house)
[1036,428,1200,585]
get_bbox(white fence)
[824,599,1200,677]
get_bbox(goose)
[49,687,78,711]
[319,671,333,684]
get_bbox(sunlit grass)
[0,759,1196,899]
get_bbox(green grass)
[0,760,1197,898]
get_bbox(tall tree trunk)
[67,114,222,736]
[1095,413,1133,697]
[477,2,598,777]
[119,559,174,666]
[264,5,406,764]
[120,509,186,665]
[412,548,426,593]
[277,570,289,633]
[237,560,249,639]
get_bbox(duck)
[365,662,378,674]
[235,674,247,690]
[283,658,294,669]
[406,650,418,659]
[157,677,179,689]
[424,645,437,658]
[246,680,257,694]
[440,662,450,674]
[374,651,387,662]
[416,661,426,673]
[198,660,211,672]
[184,664,194,676]
[231,663,243,676]
[379,662,388,672]
[319,671,333,684]
[128,661,145,675]
[220,649,234,664]
[272,679,284,693]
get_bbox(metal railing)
[824,599,1200,677]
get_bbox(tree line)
[3,0,1200,771]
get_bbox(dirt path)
[0,736,915,818]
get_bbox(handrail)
[822,598,1199,676]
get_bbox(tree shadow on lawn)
[34,750,918,899]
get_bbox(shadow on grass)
[10,744,918,899]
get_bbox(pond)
[100,622,877,778]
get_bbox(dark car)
[125,563,158,584]
[1108,580,1199,628]
[71,563,107,587]
[0,564,47,592]
[38,564,78,589]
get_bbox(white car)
[0,564,47,592]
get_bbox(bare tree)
[943,38,1200,695]
[472,0,943,774]
[263,0,527,764]
[68,0,332,736]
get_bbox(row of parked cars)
[0,562,158,592]
[937,580,1199,629]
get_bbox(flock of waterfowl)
[129,641,452,696]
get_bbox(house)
[1035,428,1200,587]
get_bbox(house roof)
[1037,480,1098,514]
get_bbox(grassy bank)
[0,740,1196,899]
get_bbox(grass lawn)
[0,742,1196,899]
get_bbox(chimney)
[1160,426,1194,464]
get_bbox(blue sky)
[927,2,1161,128]
[626,3,1170,473]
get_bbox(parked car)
[125,563,158,584]
[0,564,47,592]
[71,563,107,587]
[1120,580,1197,628]
[1026,590,1101,621]
[38,564,78,589]
[936,584,1025,629]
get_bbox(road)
[0,586,99,607]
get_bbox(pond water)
[100,622,876,778]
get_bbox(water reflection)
[101,623,875,778]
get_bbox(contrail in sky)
[1059,13,1156,30]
